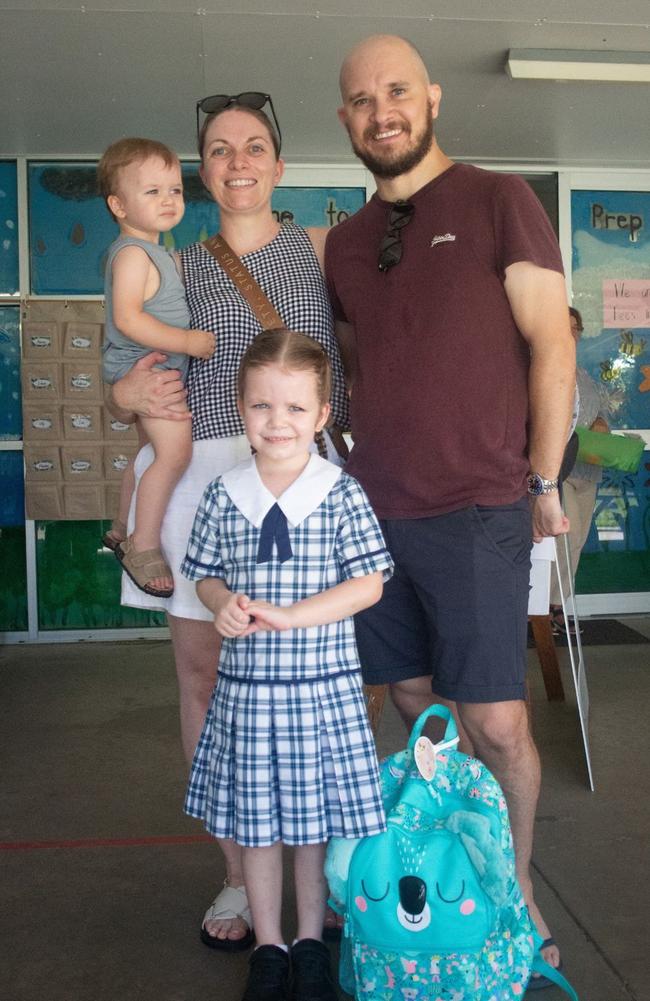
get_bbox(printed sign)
[602,279,650,328]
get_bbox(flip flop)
[527,937,563,991]
[200,882,255,952]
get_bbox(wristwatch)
[527,472,559,496]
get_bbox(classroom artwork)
[28,161,365,294]
[0,161,19,295]
[571,189,650,593]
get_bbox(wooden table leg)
[529,614,565,702]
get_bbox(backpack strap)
[408,703,459,751]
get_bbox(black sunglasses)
[378,201,415,272]
[196,92,282,153]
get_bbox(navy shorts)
[354,500,532,703]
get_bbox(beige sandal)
[102,519,127,552]
[115,535,174,598]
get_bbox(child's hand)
[186,329,215,359]
[214,592,252,637]
[242,600,294,633]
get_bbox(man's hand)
[110,352,190,421]
[531,492,569,543]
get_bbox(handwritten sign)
[602,279,650,328]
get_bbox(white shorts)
[121,436,251,621]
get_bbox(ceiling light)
[506,49,650,83]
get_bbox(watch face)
[527,473,543,496]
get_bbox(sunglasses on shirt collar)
[196,92,282,153]
[378,201,415,272]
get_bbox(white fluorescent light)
[506,49,650,83]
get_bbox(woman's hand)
[110,352,190,421]
[186,330,216,360]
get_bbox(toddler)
[98,137,214,597]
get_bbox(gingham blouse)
[181,454,393,684]
[181,224,349,441]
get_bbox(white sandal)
[200,880,255,952]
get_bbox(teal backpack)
[326,705,578,1000]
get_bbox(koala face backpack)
[325,704,579,1001]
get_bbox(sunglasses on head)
[378,201,415,272]
[195,92,282,153]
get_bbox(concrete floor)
[1,620,649,1001]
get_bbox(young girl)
[181,329,392,1001]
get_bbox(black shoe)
[290,939,337,1001]
[241,945,289,1001]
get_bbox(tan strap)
[202,234,284,330]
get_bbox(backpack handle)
[408,703,459,751]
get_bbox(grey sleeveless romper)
[102,235,191,384]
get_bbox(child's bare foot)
[527,896,561,968]
[102,519,127,552]
[201,881,254,952]
[115,535,174,598]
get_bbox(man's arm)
[106,352,190,423]
[504,261,576,542]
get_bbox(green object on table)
[575,427,644,473]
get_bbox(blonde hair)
[238,328,332,406]
[97,137,180,217]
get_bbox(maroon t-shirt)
[325,163,564,519]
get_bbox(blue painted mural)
[571,190,650,592]
[0,306,21,440]
[0,161,19,295]
[28,161,364,295]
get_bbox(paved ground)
[2,620,648,1000]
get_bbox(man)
[325,34,575,979]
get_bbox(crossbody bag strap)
[202,234,284,330]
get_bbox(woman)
[549,306,613,635]
[110,95,349,950]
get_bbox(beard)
[348,112,434,179]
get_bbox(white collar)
[221,453,342,528]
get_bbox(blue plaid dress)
[181,455,393,847]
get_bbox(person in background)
[549,306,614,635]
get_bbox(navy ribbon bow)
[256,503,293,564]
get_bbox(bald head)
[339,34,431,99]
